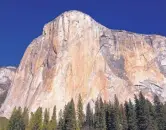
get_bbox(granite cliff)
[1,10,166,118]
[0,67,16,107]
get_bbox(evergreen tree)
[99,97,106,130]
[64,99,77,130]
[114,95,120,130]
[77,94,84,129]
[94,98,106,130]
[109,104,119,130]
[136,92,149,130]
[105,102,112,130]
[7,107,25,130]
[22,107,29,130]
[94,99,100,129]
[29,107,43,130]
[125,100,137,130]
[163,103,166,130]
[50,106,57,130]
[85,103,93,130]
[57,109,64,130]
[43,109,50,130]
[146,99,157,130]
[154,94,164,130]
[120,104,128,130]
[135,92,157,130]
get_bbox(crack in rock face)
[1,10,166,118]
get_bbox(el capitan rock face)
[1,10,166,118]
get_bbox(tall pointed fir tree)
[163,103,166,130]
[29,107,43,130]
[146,99,157,130]
[94,97,106,130]
[136,92,151,130]
[105,102,112,130]
[114,95,120,130]
[7,107,25,130]
[22,107,29,130]
[94,99,100,129]
[86,103,93,130]
[43,109,50,130]
[77,94,84,129]
[64,99,77,130]
[154,94,164,130]
[120,104,128,130]
[57,109,64,130]
[125,100,137,130]
[49,106,57,130]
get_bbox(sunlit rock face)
[1,10,166,118]
[0,67,16,107]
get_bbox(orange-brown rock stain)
[44,67,57,92]
[65,38,109,101]
[120,40,165,84]
[66,42,95,100]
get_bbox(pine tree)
[22,107,29,130]
[94,98,106,130]
[99,97,106,130]
[50,106,57,130]
[64,99,77,130]
[57,109,64,130]
[7,107,25,130]
[85,103,93,130]
[43,109,50,130]
[163,103,166,130]
[29,107,43,130]
[146,99,157,130]
[110,104,119,130]
[154,94,164,130]
[77,94,84,129]
[94,99,100,129]
[136,92,149,130]
[105,102,112,130]
[125,100,137,130]
[114,95,120,130]
[120,104,128,130]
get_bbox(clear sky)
[0,0,166,66]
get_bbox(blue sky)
[0,0,166,66]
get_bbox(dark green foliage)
[94,98,106,130]
[57,110,64,130]
[29,107,43,130]
[85,103,93,130]
[105,96,121,130]
[114,95,120,130]
[120,104,128,130]
[77,94,84,129]
[6,92,166,130]
[105,102,111,130]
[7,107,25,130]
[136,92,149,130]
[63,99,77,130]
[146,99,158,130]
[125,100,137,130]
[50,106,57,130]
[43,109,50,130]
[22,107,29,129]
[154,95,164,130]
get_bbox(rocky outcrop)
[1,10,166,118]
[0,67,16,107]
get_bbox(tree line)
[2,92,166,130]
